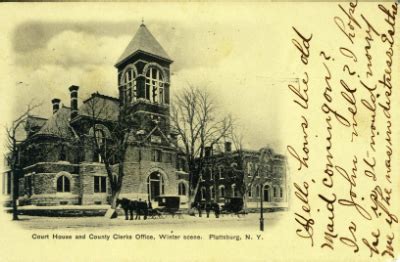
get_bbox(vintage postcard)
[0,1,398,261]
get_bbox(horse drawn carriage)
[221,197,246,216]
[153,195,182,218]
[115,195,182,220]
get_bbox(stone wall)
[79,163,110,205]
[119,159,179,200]
[18,162,81,206]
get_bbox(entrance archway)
[263,185,270,202]
[147,172,164,201]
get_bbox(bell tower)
[115,22,173,140]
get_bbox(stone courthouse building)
[3,23,287,209]
[2,23,190,206]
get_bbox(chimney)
[225,141,232,153]
[69,85,79,119]
[51,98,61,114]
[205,146,213,158]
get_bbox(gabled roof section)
[36,106,75,139]
[25,115,47,131]
[79,93,119,121]
[116,23,172,67]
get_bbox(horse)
[116,198,148,220]
[134,200,148,220]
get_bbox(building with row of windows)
[197,143,288,208]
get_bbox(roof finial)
[141,18,144,25]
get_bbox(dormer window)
[145,67,165,104]
[123,68,137,103]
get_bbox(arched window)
[218,166,224,180]
[123,68,136,103]
[219,185,225,199]
[273,186,277,197]
[231,184,237,197]
[210,186,215,200]
[209,167,213,181]
[145,67,165,104]
[178,182,186,196]
[57,175,70,192]
[280,186,283,198]
[200,187,206,200]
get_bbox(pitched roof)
[79,93,119,121]
[36,106,75,139]
[25,115,47,131]
[116,24,172,66]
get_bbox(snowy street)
[11,211,286,231]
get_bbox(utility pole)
[259,170,264,231]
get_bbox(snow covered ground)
[11,211,287,231]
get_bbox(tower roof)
[115,23,172,67]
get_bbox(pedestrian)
[205,202,211,218]
[196,202,202,217]
[213,203,220,218]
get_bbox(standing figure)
[205,202,211,218]
[213,202,220,218]
[196,202,202,217]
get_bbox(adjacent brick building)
[198,143,288,209]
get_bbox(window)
[153,149,162,162]
[232,184,237,197]
[273,186,277,197]
[57,175,70,193]
[177,158,185,171]
[123,68,136,103]
[201,187,206,200]
[94,176,107,193]
[210,186,215,200]
[219,186,225,199]
[178,182,186,196]
[145,67,165,104]
[280,186,283,198]
[248,184,252,198]
[218,166,224,180]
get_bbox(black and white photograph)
[0,2,399,262]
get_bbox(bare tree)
[231,130,266,211]
[81,95,150,210]
[5,103,41,220]
[170,85,233,207]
